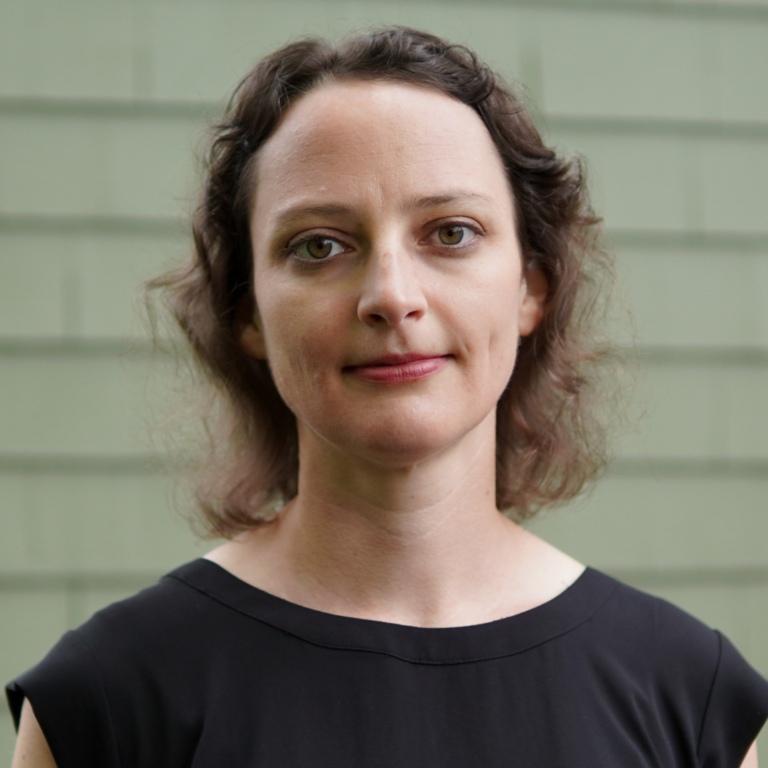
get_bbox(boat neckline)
[167,558,619,665]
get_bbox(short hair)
[146,26,618,538]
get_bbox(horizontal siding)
[530,474,768,571]
[549,128,768,233]
[0,112,201,219]
[623,363,768,459]
[0,355,176,456]
[619,246,768,348]
[0,1,136,100]
[536,10,768,122]
[0,230,184,339]
[0,3,765,122]
[0,469,204,574]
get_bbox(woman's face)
[242,79,545,467]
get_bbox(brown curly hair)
[146,26,617,538]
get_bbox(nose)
[356,246,428,328]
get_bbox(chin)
[354,440,447,470]
[331,414,477,470]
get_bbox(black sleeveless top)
[7,559,768,767]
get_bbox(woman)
[8,27,768,768]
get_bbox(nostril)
[356,261,428,326]
[360,306,424,327]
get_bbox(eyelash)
[425,222,482,250]
[281,235,348,262]
[282,221,482,263]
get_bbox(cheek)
[461,262,524,364]
[486,303,521,383]
[255,287,347,408]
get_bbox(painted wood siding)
[2,0,767,758]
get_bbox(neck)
[246,413,530,626]
[208,412,584,628]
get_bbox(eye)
[434,224,477,247]
[291,236,346,261]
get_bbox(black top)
[7,559,768,768]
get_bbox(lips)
[345,354,451,384]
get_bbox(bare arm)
[10,699,58,768]
[741,740,759,768]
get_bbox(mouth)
[344,354,452,384]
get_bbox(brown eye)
[293,237,344,261]
[437,225,469,246]
[306,238,333,259]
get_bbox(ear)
[235,299,267,360]
[518,265,547,337]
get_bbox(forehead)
[251,79,513,223]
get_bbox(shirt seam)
[167,572,619,665]
[695,628,723,762]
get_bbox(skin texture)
[11,701,57,768]
[243,82,539,472]
[11,80,761,766]
[214,78,586,629]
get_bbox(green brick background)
[2,0,768,759]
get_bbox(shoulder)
[7,560,211,693]
[585,569,721,664]
[6,560,227,768]
[584,569,768,761]
[79,560,220,650]
[62,560,253,697]
[562,570,725,717]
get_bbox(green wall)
[2,0,768,759]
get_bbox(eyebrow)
[407,192,495,210]
[271,203,356,229]
[270,191,495,229]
